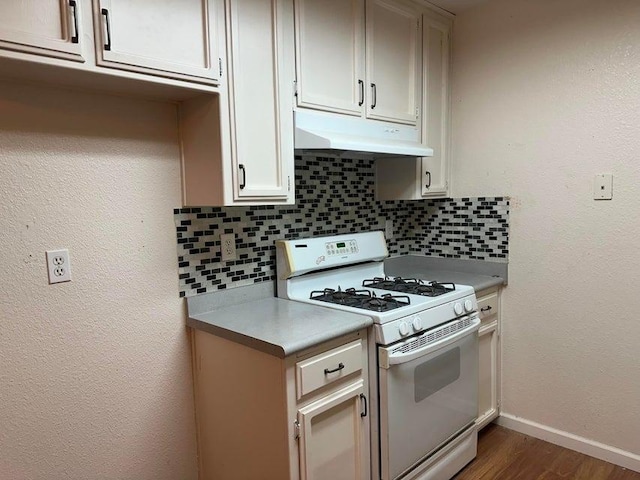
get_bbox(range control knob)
[398,321,410,336]
[454,302,463,316]
[464,299,474,312]
[412,316,423,331]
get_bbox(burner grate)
[363,276,456,297]
[310,287,411,312]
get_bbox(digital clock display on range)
[336,242,346,248]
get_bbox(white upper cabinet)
[365,0,420,125]
[421,13,450,197]
[375,7,452,201]
[293,0,420,125]
[294,0,364,116]
[93,0,221,84]
[0,0,84,62]
[226,0,294,201]
[179,0,295,206]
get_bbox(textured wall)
[452,0,640,456]
[175,156,509,297]
[0,82,197,479]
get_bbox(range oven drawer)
[295,339,363,399]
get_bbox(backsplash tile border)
[174,156,509,297]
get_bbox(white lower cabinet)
[298,381,368,480]
[191,329,370,480]
[476,288,501,429]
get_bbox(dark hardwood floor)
[453,425,640,480]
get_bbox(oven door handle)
[380,317,480,367]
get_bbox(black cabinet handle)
[358,80,364,107]
[360,394,367,417]
[370,83,377,109]
[481,306,492,312]
[425,171,431,189]
[69,1,79,44]
[324,362,344,374]
[101,8,112,51]
[239,164,246,190]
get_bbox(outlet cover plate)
[220,233,237,261]
[46,249,72,284]
[385,219,394,239]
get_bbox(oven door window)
[414,347,460,402]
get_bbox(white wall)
[0,81,198,479]
[452,0,640,458]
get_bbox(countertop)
[186,282,371,358]
[384,255,507,293]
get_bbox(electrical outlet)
[385,219,394,239]
[220,233,237,261]
[46,249,72,284]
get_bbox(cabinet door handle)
[370,83,377,109]
[69,1,79,44]
[425,171,431,189]
[101,8,112,51]
[481,306,492,312]
[239,164,246,190]
[360,394,368,417]
[358,80,364,106]
[323,362,344,374]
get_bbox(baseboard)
[496,413,640,473]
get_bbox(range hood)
[294,110,434,157]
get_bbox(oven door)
[378,315,480,480]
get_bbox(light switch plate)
[593,174,613,200]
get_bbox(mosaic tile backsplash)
[174,155,509,297]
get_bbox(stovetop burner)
[362,277,456,297]
[310,287,411,312]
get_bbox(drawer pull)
[481,306,493,312]
[324,362,344,375]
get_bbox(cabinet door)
[298,381,368,480]
[0,0,84,61]
[365,0,420,125]
[421,14,450,197]
[294,0,364,116]
[477,322,499,430]
[226,0,294,202]
[93,0,220,83]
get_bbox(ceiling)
[427,0,489,14]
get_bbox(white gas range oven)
[276,231,480,480]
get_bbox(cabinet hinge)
[415,107,419,118]
[293,80,298,98]
[294,420,300,440]
[287,175,291,192]
[218,58,223,77]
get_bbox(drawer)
[477,291,499,325]
[296,340,363,399]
